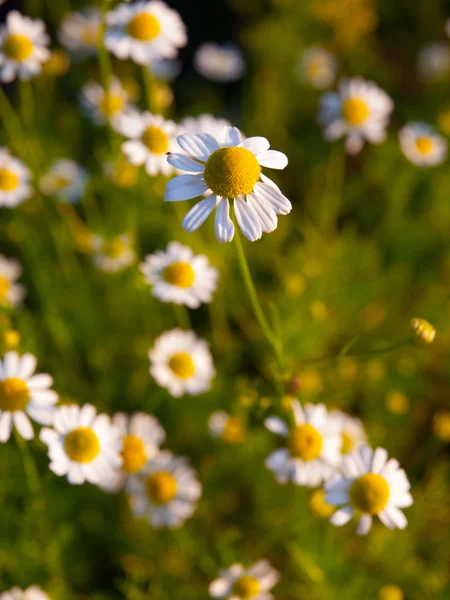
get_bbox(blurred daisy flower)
[165,126,291,242]
[92,234,136,273]
[0,147,32,208]
[104,1,187,65]
[80,76,132,128]
[378,585,404,600]
[59,9,101,58]
[104,412,166,492]
[417,42,450,82]
[40,49,71,78]
[0,255,25,309]
[127,449,201,528]
[264,401,341,486]
[297,46,337,89]
[209,560,279,599]
[180,114,233,140]
[194,42,246,83]
[103,153,139,188]
[152,57,182,81]
[0,351,59,443]
[0,11,50,82]
[0,586,51,600]
[119,111,178,176]
[399,122,447,167]
[325,445,413,535]
[329,410,366,456]
[309,488,335,519]
[39,159,88,203]
[140,241,219,308]
[40,403,122,486]
[208,411,245,444]
[318,77,393,154]
[149,328,215,397]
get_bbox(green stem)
[141,65,154,111]
[173,303,191,329]
[0,85,29,158]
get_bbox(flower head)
[0,585,51,600]
[0,255,25,309]
[0,147,32,208]
[80,76,132,128]
[208,411,245,444]
[328,409,366,457]
[40,159,88,204]
[297,46,337,89]
[194,42,245,82]
[399,123,447,167]
[417,42,450,82]
[92,234,136,272]
[59,9,102,58]
[209,560,279,599]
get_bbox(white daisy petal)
[166,153,205,172]
[214,198,235,242]
[241,136,270,154]
[234,198,262,241]
[182,195,217,232]
[14,412,34,440]
[257,150,288,169]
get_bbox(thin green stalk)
[173,303,191,329]
[0,85,29,158]
[141,65,154,111]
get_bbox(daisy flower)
[264,401,341,486]
[119,111,178,176]
[80,76,132,128]
[104,1,187,65]
[39,159,88,203]
[149,328,215,398]
[59,9,101,58]
[325,445,413,536]
[209,560,279,599]
[328,409,366,457]
[0,255,26,309]
[417,42,450,82]
[398,122,447,167]
[164,126,291,242]
[40,403,122,486]
[297,46,337,89]
[318,77,393,154]
[0,351,59,443]
[194,42,246,83]
[208,411,244,444]
[0,586,51,600]
[127,449,201,528]
[0,147,32,208]
[0,11,50,82]
[92,234,136,272]
[140,241,219,308]
[180,114,233,141]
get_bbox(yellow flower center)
[341,432,354,454]
[288,424,323,461]
[146,471,177,504]
[81,24,101,46]
[53,176,70,190]
[203,147,261,198]
[3,34,33,61]
[309,489,335,519]
[415,136,433,155]
[233,576,261,599]
[0,377,30,412]
[342,97,370,126]
[350,473,390,514]
[378,584,404,600]
[99,92,125,117]
[64,427,101,463]
[121,434,147,473]
[307,59,327,77]
[0,275,11,303]
[163,262,195,288]
[126,13,161,41]
[168,352,195,379]
[0,168,19,192]
[102,238,127,258]
[222,416,244,444]
[141,125,169,154]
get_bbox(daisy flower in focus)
[59,9,101,58]
[194,42,246,83]
[149,328,215,397]
[104,1,187,65]
[0,147,32,208]
[40,403,122,486]
[180,114,233,141]
[0,255,25,309]
[208,411,244,444]
[209,560,279,599]
[0,351,58,443]
[165,126,291,242]
[0,11,50,82]
[119,111,178,176]
[318,77,393,154]
[104,412,165,491]
[140,241,219,308]
[40,159,88,203]
[399,122,447,167]
[0,586,51,600]
[329,409,366,457]
[80,77,132,128]
[325,445,413,535]
[92,234,136,273]
[417,42,450,82]
[264,401,341,486]
[297,46,337,89]
[127,449,201,528]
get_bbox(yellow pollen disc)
[341,432,354,455]
[81,25,101,46]
[3,34,33,61]
[64,427,100,463]
[288,424,323,461]
[222,417,244,444]
[0,275,10,303]
[309,489,335,519]
[126,13,161,41]
[308,60,325,77]
[233,576,261,600]
[350,473,390,514]
[146,471,177,504]
[163,262,195,288]
[0,377,30,412]
[121,434,147,473]
[103,238,126,258]
[168,352,195,379]
[99,93,125,117]
[415,136,433,154]
[0,168,19,192]
[141,125,169,154]
[342,97,370,126]
[53,176,70,190]
[203,147,261,198]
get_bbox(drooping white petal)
[16,353,37,380]
[257,150,288,169]
[182,195,217,232]
[264,416,289,436]
[330,506,353,526]
[253,181,292,215]
[214,198,234,242]
[356,515,372,536]
[166,153,205,172]
[234,198,262,241]
[246,193,278,233]
[164,179,208,202]
[14,412,34,440]
[0,412,12,443]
